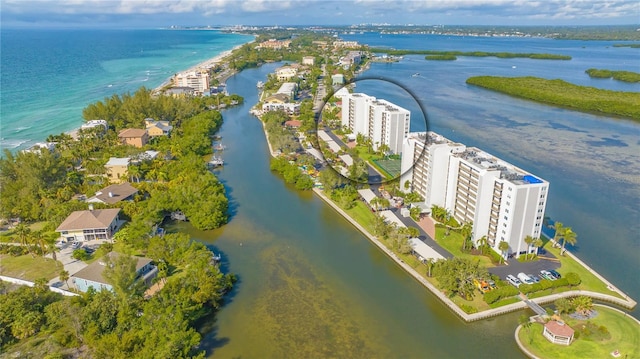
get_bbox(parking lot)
[488,249,561,283]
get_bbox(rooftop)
[544,320,575,337]
[56,208,121,231]
[455,147,546,186]
[71,252,153,285]
[88,182,138,204]
[118,128,147,138]
[105,157,130,167]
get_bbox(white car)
[506,274,522,287]
[71,241,81,249]
[517,272,534,285]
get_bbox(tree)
[432,257,488,300]
[553,221,564,248]
[459,222,473,251]
[554,297,574,314]
[560,228,577,255]
[572,296,593,316]
[477,236,488,254]
[498,241,509,263]
[406,226,420,238]
[534,238,544,256]
[523,235,535,260]
[426,258,435,277]
[59,270,70,289]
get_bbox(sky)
[1,0,639,28]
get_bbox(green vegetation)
[270,157,315,190]
[1,233,234,358]
[0,254,60,282]
[518,306,639,358]
[466,76,640,121]
[585,68,640,83]
[425,55,457,60]
[370,47,571,60]
[432,257,488,300]
[613,43,640,48]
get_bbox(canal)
[171,63,529,358]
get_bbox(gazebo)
[543,320,575,345]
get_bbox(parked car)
[528,274,541,283]
[506,274,522,288]
[540,270,556,281]
[55,240,66,249]
[517,272,534,285]
[549,269,562,279]
[71,241,81,249]
[82,246,95,254]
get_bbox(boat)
[412,72,420,77]
[257,81,264,89]
[208,156,224,167]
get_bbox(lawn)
[434,226,494,268]
[0,254,61,281]
[344,201,377,234]
[518,306,640,358]
[543,243,624,299]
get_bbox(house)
[165,87,195,97]
[105,157,130,183]
[543,320,575,345]
[118,128,149,148]
[262,93,300,115]
[56,207,122,242]
[332,74,345,85]
[22,142,56,154]
[276,66,298,81]
[145,119,173,137]
[87,182,138,204]
[276,82,298,98]
[81,120,108,131]
[302,56,315,66]
[256,39,291,50]
[284,120,302,128]
[71,252,157,293]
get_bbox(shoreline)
[249,68,636,321]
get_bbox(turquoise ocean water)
[1,29,251,151]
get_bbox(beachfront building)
[81,120,108,132]
[105,157,130,183]
[56,207,122,242]
[173,70,210,95]
[118,128,149,148]
[276,82,298,98]
[71,252,157,293]
[341,92,410,154]
[340,51,362,66]
[400,131,548,258]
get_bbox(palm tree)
[477,236,488,254]
[553,221,565,248]
[572,296,593,316]
[534,238,544,256]
[426,258,435,277]
[406,226,420,238]
[460,222,473,251]
[523,235,535,260]
[14,223,31,247]
[59,270,70,289]
[560,228,577,255]
[498,241,509,263]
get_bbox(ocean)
[0,29,251,151]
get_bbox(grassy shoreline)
[466,76,640,121]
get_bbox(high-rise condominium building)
[401,132,549,258]
[341,93,410,154]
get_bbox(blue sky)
[1,0,638,28]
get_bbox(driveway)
[46,239,111,289]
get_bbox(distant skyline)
[1,0,639,29]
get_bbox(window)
[505,209,510,214]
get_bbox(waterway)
[170,63,526,358]
[178,34,639,358]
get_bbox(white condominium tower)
[341,93,410,154]
[401,132,549,258]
